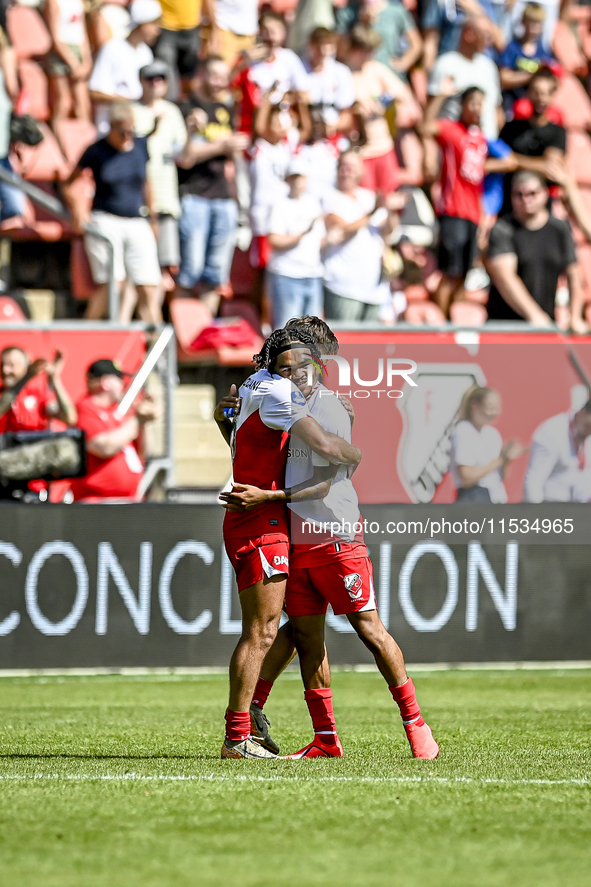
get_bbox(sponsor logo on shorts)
[344,572,363,600]
[273,555,289,567]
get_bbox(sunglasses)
[113,124,135,136]
[144,74,167,82]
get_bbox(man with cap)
[89,0,162,135]
[132,60,187,289]
[267,158,326,330]
[71,359,161,502]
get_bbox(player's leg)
[250,621,296,754]
[223,573,286,759]
[347,610,439,760]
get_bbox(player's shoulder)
[309,384,350,427]
[535,411,569,437]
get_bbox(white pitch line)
[0,774,588,786]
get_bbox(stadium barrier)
[0,504,588,669]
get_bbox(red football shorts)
[285,548,376,617]
[224,533,290,592]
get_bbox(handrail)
[0,164,119,320]
[116,325,175,418]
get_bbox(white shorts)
[84,212,161,286]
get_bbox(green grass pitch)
[0,669,589,887]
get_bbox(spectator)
[89,0,162,135]
[420,82,489,316]
[231,9,310,135]
[427,16,503,141]
[63,102,163,324]
[422,0,506,70]
[132,60,187,292]
[498,66,565,214]
[153,0,202,100]
[497,3,555,114]
[175,55,246,313]
[346,25,420,196]
[450,385,526,503]
[267,159,326,329]
[208,0,259,67]
[0,347,77,501]
[299,107,340,204]
[0,21,25,229]
[523,400,591,502]
[303,27,355,137]
[249,87,312,273]
[486,170,588,332]
[42,0,93,149]
[71,359,161,502]
[359,0,423,81]
[288,0,336,57]
[322,150,403,321]
[504,0,560,54]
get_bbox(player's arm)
[43,351,77,425]
[291,415,361,468]
[213,384,241,445]
[220,464,339,511]
[522,438,557,503]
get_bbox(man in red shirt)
[71,359,160,502]
[421,79,497,316]
[0,346,77,500]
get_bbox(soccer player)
[223,318,439,760]
[215,327,362,759]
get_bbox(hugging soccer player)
[214,327,362,759]
[222,317,439,761]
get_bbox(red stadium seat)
[220,298,262,334]
[229,246,257,299]
[17,60,50,122]
[7,6,52,60]
[15,124,69,182]
[70,236,96,298]
[170,298,214,362]
[553,73,591,131]
[0,296,27,323]
[404,301,447,325]
[404,284,429,302]
[449,301,488,326]
[55,120,98,172]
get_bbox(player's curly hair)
[253,328,320,372]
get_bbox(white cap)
[285,158,309,179]
[128,0,162,29]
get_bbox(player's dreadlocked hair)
[253,328,320,372]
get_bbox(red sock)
[389,678,425,727]
[304,688,337,745]
[225,709,251,742]
[252,678,273,710]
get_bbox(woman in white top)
[450,386,526,503]
[43,0,93,139]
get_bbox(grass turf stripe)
[0,774,589,785]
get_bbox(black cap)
[139,60,170,81]
[87,359,131,379]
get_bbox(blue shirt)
[78,136,150,218]
[422,0,498,56]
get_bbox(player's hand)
[570,315,590,336]
[219,483,270,510]
[501,440,528,462]
[214,384,241,423]
[44,350,64,379]
[338,395,355,426]
[136,393,161,425]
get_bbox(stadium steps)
[173,385,231,487]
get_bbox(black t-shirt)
[78,136,149,218]
[499,118,567,214]
[486,214,576,321]
[177,95,233,200]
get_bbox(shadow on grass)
[0,753,219,761]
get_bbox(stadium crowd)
[2,0,591,330]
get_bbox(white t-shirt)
[249,139,292,236]
[298,140,339,205]
[287,383,361,539]
[304,56,355,126]
[322,187,389,304]
[132,100,187,217]
[267,193,325,279]
[428,51,502,141]
[56,0,86,46]
[523,412,591,502]
[450,419,507,503]
[89,38,153,134]
[247,48,311,100]
[215,0,259,35]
